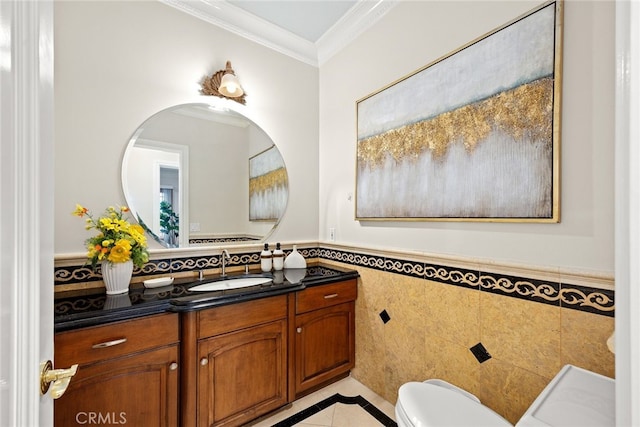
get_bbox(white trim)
[123,139,190,248]
[615,0,640,425]
[153,161,163,235]
[160,0,318,65]
[158,0,397,67]
[154,161,181,241]
[0,0,54,425]
[317,0,398,66]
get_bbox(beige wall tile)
[383,320,426,403]
[352,267,388,397]
[382,273,427,402]
[423,280,480,347]
[480,291,562,377]
[479,359,551,424]
[386,273,427,322]
[422,334,482,398]
[353,309,386,397]
[561,308,615,378]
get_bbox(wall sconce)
[201,60,246,105]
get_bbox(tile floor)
[250,376,397,427]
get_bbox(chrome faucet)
[221,249,231,277]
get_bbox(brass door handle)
[40,360,78,399]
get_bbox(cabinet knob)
[324,293,339,299]
[200,358,209,366]
[296,327,302,333]
[169,362,178,371]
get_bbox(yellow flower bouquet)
[73,204,149,269]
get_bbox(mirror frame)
[121,97,289,250]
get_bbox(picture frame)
[355,0,563,222]
[249,146,288,221]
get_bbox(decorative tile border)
[272,393,396,427]
[188,236,261,244]
[54,245,614,317]
[54,251,262,287]
[479,272,561,305]
[318,247,614,317]
[559,284,615,316]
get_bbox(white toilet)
[395,365,615,427]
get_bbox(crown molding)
[158,0,397,67]
[317,0,398,66]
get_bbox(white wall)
[319,0,615,273]
[55,0,616,273]
[54,1,319,253]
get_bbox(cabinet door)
[294,301,355,395]
[198,319,287,427]
[54,345,179,427]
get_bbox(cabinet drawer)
[55,313,179,366]
[198,295,287,339]
[296,279,357,314]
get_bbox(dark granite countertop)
[54,263,359,332]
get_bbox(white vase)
[101,260,133,295]
[283,245,306,269]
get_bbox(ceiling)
[227,0,358,43]
[159,0,397,66]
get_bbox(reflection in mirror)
[122,102,289,248]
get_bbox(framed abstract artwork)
[249,146,288,221]
[356,1,563,222]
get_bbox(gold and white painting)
[249,146,288,221]
[356,1,562,222]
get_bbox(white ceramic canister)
[272,243,284,271]
[260,243,273,272]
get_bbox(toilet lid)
[516,365,615,427]
[398,382,512,427]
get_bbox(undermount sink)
[189,277,272,292]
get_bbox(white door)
[615,0,640,424]
[0,0,55,425]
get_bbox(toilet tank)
[516,364,615,427]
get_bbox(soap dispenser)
[272,243,284,271]
[260,243,272,272]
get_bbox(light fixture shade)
[201,60,246,104]
[219,73,243,97]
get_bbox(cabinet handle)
[91,338,127,349]
[169,362,178,371]
[200,358,208,366]
[324,293,338,299]
[296,327,302,333]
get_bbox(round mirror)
[122,102,289,248]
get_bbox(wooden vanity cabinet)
[54,313,180,427]
[182,294,289,427]
[292,279,357,397]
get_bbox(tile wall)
[54,243,615,423]
[317,249,614,424]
